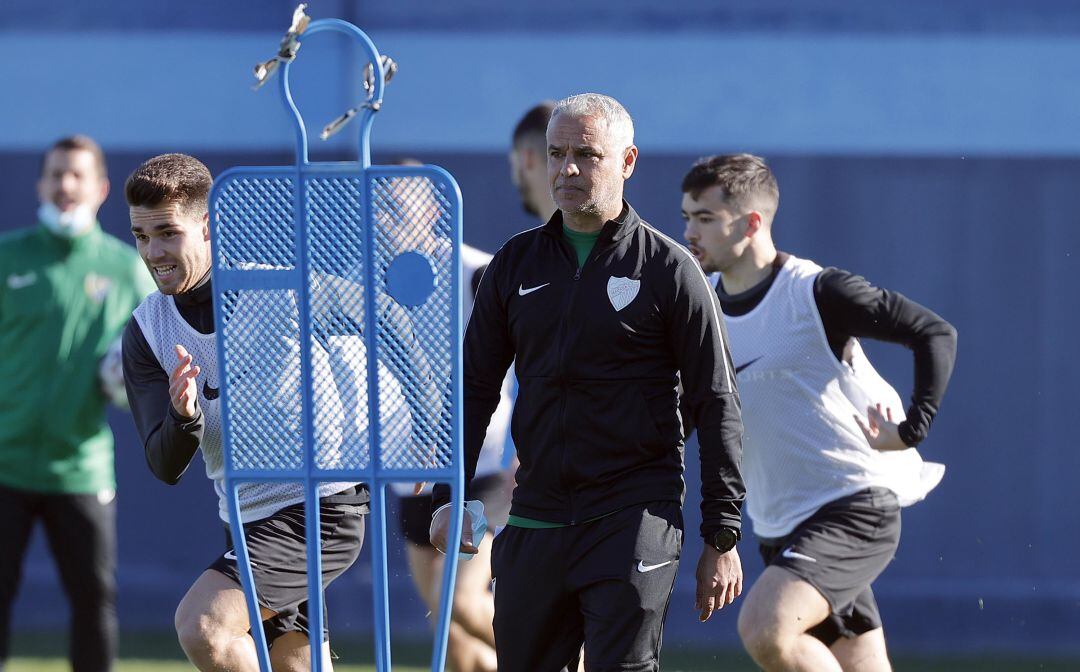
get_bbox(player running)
[121,153,419,671]
[681,154,957,672]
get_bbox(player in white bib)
[680,154,957,672]
[122,154,423,671]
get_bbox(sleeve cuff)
[897,419,922,447]
[168,403,202,430]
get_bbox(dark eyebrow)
[686,208,721,217]
[130,222,177,233]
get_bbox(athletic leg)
[174,569,272,671]
[405,540,497,672]
[737,567,840,672]
[492,526,584,672]
[0,484,37,667]
[831,627,891,672]
[574,502,682,672]
[40,491,117,672]
[267,631,334,672]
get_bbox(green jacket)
[0,222,154,494]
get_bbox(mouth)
[153,264,178,281]
[688,245,704,259]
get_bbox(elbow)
[941,321,959,354]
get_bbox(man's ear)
[202,212,211,241]
[622,145,639,180]
[745,211,763,239]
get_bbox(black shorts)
[397,473,510,547]
[491,500,683,672]
[210,486,368,644]
[759,487,901,645]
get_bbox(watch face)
[713,529,737,553]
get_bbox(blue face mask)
[38,202,95,239]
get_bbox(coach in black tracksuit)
[431,94,745,672]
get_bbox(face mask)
[38,202,95,239]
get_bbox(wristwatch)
[709,527,740,554]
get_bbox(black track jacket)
[434,203,744,539]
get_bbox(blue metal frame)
[208,17,464,672]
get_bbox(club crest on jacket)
[607,276,640,312]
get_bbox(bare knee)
[174,573,251,665]
[175,600,222,661]
[739,609,788,668]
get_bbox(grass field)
[7,632,1080,671]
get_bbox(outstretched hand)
[853,403,908,452]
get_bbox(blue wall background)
[2,0,1078,659]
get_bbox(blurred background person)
[386,157,511,672]
[0,135,153,672]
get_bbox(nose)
[145,238,166,261]
[59,172,79,194]
[560,156,579,177]
[683,220,697,243]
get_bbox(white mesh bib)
[132,291,381,522]
[717,256,944,538]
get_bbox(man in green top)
[0,135,154,672]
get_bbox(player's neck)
[721,243,778,295]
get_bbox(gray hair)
[550,93,635,150]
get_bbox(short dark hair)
[681,154,780,213]
[513,101,556,148]
[124,153,213,216]
[41,135,107,179]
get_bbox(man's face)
[682,185,751,274]
[379,177,447,258]
[130,201,211,295]
[547,114,633,219]
[37,148,108,215]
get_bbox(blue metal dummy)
[207,9,464,672]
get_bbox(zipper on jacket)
[553,235,582,522]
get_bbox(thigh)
[574,502,683,671]
[0,484,38,579]
[176,569,272,637]
[269,631,334,672]
[830,626,891,672]
[738,566,832,642]
[39,491,116,596]
[491,525,582,672]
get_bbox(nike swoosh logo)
[223,549,256,567]
[636,559,673,573]
[781,548,817,563]
[735,356,763,374]
[518,282,550,296]
[203,380,220,401]
[6,273,37,289]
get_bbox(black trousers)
[0,482,117,672]
[491,501,683,672]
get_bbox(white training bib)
[717,256,944,538]
[133,290,411,522]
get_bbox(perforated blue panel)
[211,166,460,480]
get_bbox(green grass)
[7,632,1079,671]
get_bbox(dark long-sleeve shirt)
[715,252,957,446]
